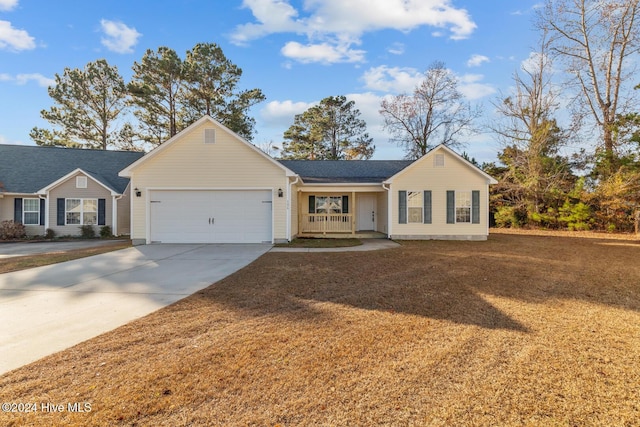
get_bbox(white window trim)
[455,191,472,224]
[65,198,98,226]
[407,191,423,223]
[23,198,40,225]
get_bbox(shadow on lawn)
[197,233,640,333]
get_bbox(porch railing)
[301,213,353,233]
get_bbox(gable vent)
[204,128,216,144]
[434,153,445,167]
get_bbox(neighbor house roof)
[278,160,415,184]
[0,144,145,194]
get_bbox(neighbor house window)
[76,176,87,188]
[23,198,40,225]
[407,191,423,223]
[456,191,472,223]
[66,198,97,225]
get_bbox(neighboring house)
[0,145,144,237]
[119,115,497,245]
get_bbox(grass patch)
[0,241,131,274]
[1,232,639,426]
[274,237,362,248]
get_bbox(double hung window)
[66,198,97,225]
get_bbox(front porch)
[295,189,387,237]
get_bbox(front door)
[357,194,376,231]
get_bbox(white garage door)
[149,190,272,243]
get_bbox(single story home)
[0,145,144,237]
[119,115,497,245]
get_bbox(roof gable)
[119,115,296,178]
[0,145,144,194]
[385,144,498,184]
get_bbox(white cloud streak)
[0,72,54,87]
[0,20,35,51]
[100,19,141,54]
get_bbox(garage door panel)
[150,190,272,244]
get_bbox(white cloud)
[0,0,17,11]
[467,54,489,67]
[0,72,54,87]
[520,51,552,74]
[458,74,495,100]
[232,0,476,64]
[281,40,365,64]
[100,19,141,54]
[0,20,35,51]
[16,73,55,87]
[387,42,405,55]
[362,65,423,93]
[260,99,316,127]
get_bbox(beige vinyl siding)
[391,148,490,239]
[117,183,132,235]
[0,195,44,236]
[290,182,299,238]
[48,172,113,237]
[0,197,15,223]
[376,192,388,233]
[129,120,290,242]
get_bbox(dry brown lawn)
[1,231,639,426]
[0,241,131,274]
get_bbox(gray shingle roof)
[0,145,144,194]
[278,160,414,183]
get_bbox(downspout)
[382,182,391,239]
[286,176,299,242]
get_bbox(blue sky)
[0,0,543,162]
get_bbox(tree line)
[32,0,640,232]
[31,43,265,150]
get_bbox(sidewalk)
[270,239,400,253]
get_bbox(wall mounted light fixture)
[277,188,283,198]
[135,188,142,197]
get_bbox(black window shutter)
[398,191,407,224]
[39,199,45,225]
[446,191,455,224]
[308,196,315,214]
[57,198,65,226]
[342,195,349,214]
[14,198,23,223]
[472,190,480,224]
[423,191,432,224]
[98,199,106,226]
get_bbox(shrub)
[494,206,527,228]
[45,228,56,239]
[0,220,26,240]
[558,200,593,231]
[100,225,113,238]
[79,225,96,239]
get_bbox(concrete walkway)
[269,238,400,252]
[0,244,271,375]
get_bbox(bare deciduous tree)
[379,61,481,159]
[538,0,640,174]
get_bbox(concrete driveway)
[0,239,127,259]
[0,244,271,375]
